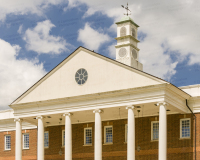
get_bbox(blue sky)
[0,0,200,109]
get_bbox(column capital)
[63,112,73,117]
[157,102,168,107]
[126,105,134,110]
[14,118,23,122]
[36,115,44,120]
[93,109,103,114]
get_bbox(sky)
[0,0,200,110]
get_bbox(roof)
[116,16,139,27]
[10,46,190,105]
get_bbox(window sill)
[83,144,92,146]
[4,149,11,151]
[23,148,29,150]
[179,138,191,140]
[103,143,113,145]
[45,147,49,149]
[151,140,158,142]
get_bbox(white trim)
[4,135,11,150]
[180,118,191,139]
[125,124,128,143]
[84,127,92,145]
[104,125,113,144]
[151,121,159,141]
[62,130,65,147]
[44,131,49,148]
[23,133,29,149]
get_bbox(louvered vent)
[120,27,126,37]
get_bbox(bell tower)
[115,16,143,71]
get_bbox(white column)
[14,118,22,160]
[63,113,73,160]
[93,109,102,160]
[126,105,135,160]
[36,116,44,160]
[158,102,167,160]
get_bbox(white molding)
[104,125,113,144]
[180,118,191,139]
[84,127,92,145]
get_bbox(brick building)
[0,16,200,160]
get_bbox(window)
[151,121,159,140]
[62,130,65,147]
[44,131,49,148]
[180,118,190,138]
[120,27,126,37]
[84,128,92,145]
[125,124,128,143]
[5,135,11,150]
[104,126,113,144]
[23,134,29,149]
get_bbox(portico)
[12,82,190,160]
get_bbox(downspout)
[186,99,196,160]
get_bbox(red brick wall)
[0,113,195,160]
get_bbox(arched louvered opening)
[119,48,127,57]
[132,49,137,59]
[120,27,126,37]
[132,28,136,38]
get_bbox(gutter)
[186,99,196,160]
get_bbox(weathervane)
[121,3,131,16]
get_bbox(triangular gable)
[11,47,168,105]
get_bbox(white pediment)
[12,47,167,105]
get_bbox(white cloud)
[23,20,71,54]
[18,24,23,34]
[0,0,66,21]
[67,0,200,80]
[0,39,46,110]
[77,23,111,51]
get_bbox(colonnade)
[15,102,167,160]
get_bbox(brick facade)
[0,113,195,160]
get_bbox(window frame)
[23,133,29,149]
[4,135,11,151]
[44,131,49,148]
[151,121,159,141]
[104,125,113,144]
[180,118,191,139]
[84,127,92,146]
[125,124,128,143]
[62,130,65,147]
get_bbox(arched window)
[132,28,136,38]
[120,27,126,37]
[132,49,137,59]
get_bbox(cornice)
[115,35,140,43]
[115,43,140,51]
[10,83,167,109]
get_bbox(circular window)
[119,48,127,57]
[132,49,137,59]
[75,68,88,85]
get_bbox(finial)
[121,3,131,16]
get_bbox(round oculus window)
[75,68,88,85]
[119,48,127,57]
